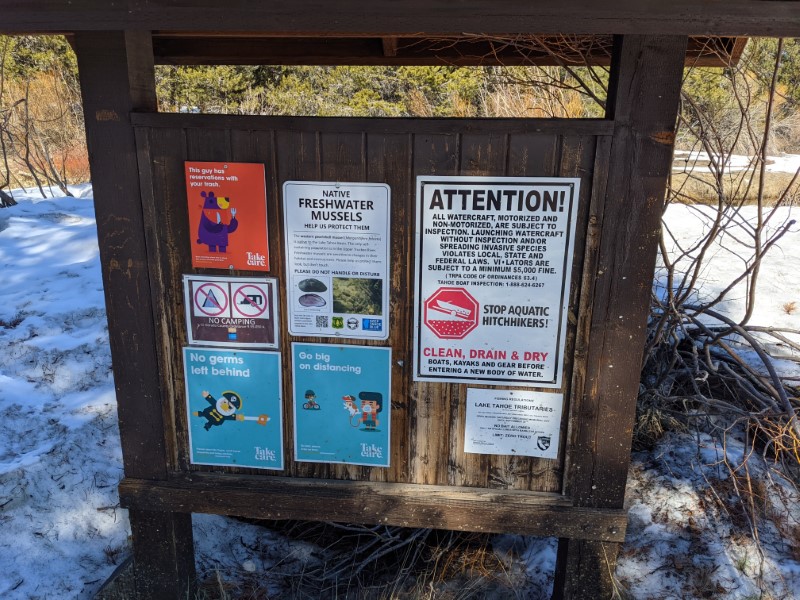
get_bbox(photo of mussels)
[298,278,327,292]
[298,293,326,307]
[297,278,328,308]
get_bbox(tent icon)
[202,289,223,309]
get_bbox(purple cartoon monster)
[197,191,239,252]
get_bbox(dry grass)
[1,71,88,191]
[669,168,800,207]
[188,522,530,600]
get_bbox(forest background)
[3,36,800,199]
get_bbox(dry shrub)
[242,521,518,599]
[670,168,800,207]
[1,70,87,194]
[482,82,589,118]
[406,87,434,117]
[632,391,688,451]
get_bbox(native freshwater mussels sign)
[283,181,391,340]
[413,176,580,387]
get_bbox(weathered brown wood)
[366,132,413,483]
[552,539,617,600]
[2,2,800,36]
[128,508,196,599]
[137,125,192,473]
[75,30,197,600]
[136,126,175,473]
[54,33,752,69]
[131,112,618,594]
[75,30,166,481]
[119,475,627,541]
[447,132,508,489]
[408,132,460,485]
[381,36,399,57]
[133,114,600,494]
[125,31,158,112]
[557,34,688,599]
[560,134,612,497]
[149,34,745,68]
[130,112,614,136]
[273,129,334,482]
[571,34,687,507]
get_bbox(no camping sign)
[413,176,580,387]
[183,275,279,349]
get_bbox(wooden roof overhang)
[145,34,747,67]
[6,1,799,68]
[1,1,800,37]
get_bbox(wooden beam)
[119,475,629,542]
[382,36,399,57]
[1,1,800,36]
[129,111,615,136]
[151,35,571,66]
[74,31,196,599]
[149,34,742,67]
[556,34,688,599]
[74,31,164,482]
[128,509,195,599]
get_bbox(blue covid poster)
[183,347,283,469]
[292,343,391,467]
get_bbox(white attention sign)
[413,176,580,387]
[464,388,563,459]
[283,181,390,340]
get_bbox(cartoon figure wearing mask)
[358,391,382,431]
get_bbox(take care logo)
[423,287,479,339]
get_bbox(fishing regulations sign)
[413,176,580,387]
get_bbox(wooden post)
[554,34,688,599]
[74,31,196,599]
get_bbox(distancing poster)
[413,176,580,387]
[183,275,278,349]
[292,343,391,467]
[183,348,283,470]
[283,181,390,340]
[185,161,270,271]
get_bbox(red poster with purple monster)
[185,162,269,271]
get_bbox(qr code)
[316,316,329,328]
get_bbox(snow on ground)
[0,188,798,598]
[673,151,800,175]
[657,203,800,378]
[619,433,800,599]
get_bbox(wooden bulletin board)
[66,31,689,599]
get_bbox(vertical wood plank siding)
[134,115,607,493]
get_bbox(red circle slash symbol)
[233,285,268,317]
[194,282,228,317]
